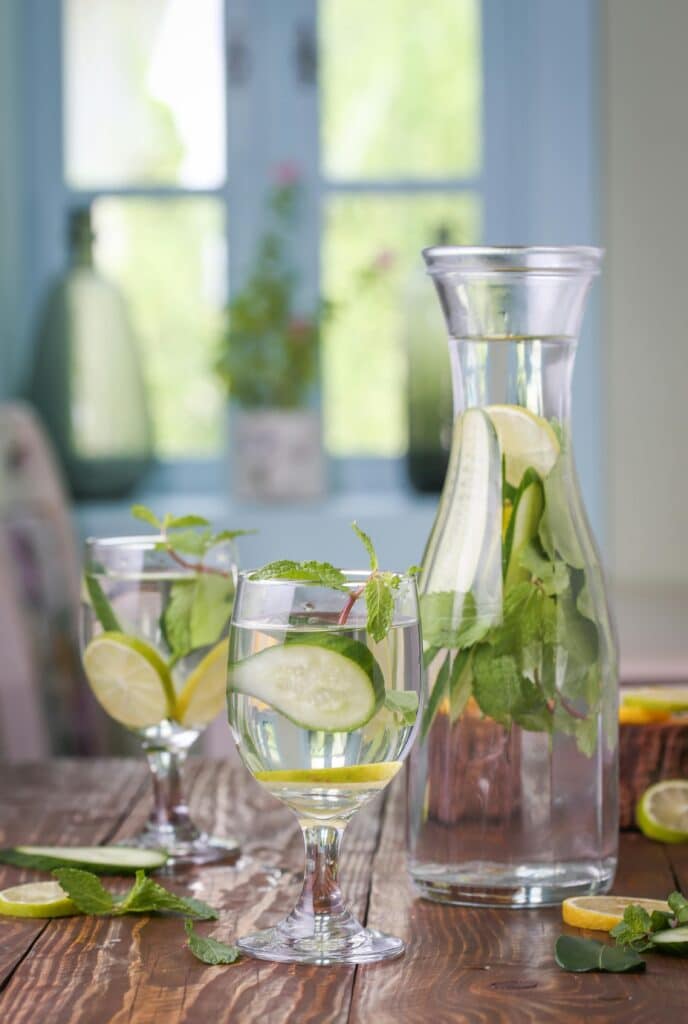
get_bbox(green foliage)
[185,920,241,965]
[52,867,218,920]
[611,891,688,953]
[215,177,319,408]
[131,505,250,662]
[554,935,645,973]
[251,560,348,590]
[84,575,122,633]
[419,460,604,755]
[384,690,419,725]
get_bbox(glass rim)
[422,244,603,276]
[239,568,417,588]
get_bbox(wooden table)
[0,759,686,1023]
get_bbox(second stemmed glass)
[81,535,240,868]
[226,569,423,964]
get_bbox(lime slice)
[485,404,560,487]
[254,763,401,787]
[83,632,175,729]
[0,881,79,918]
[175,640,229,728]
[562,895,670,931]
[622,687,688,714]
[636,780,688,843]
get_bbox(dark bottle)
[28,208,153,497]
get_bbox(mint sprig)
[611,891,688,953]
[131,506,254,664]
[53,867,218,920]
[251,523,419,644]
[185,920,241,965]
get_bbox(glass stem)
[143,746,198,838]
[293,823,348,927]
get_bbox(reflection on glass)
[320,0,481,180]
[64,0,226,187]
[92,198,226,456]
[322,193,480,456]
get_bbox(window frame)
[18,0,602,532]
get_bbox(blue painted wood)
[482,0,604,542]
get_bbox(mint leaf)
[384,690,419,725]
[189,575,235,649]
[213,529,256,543]
[185,920,241,965]
[131,504,161,529]
[52,868,115,915]
[555,935,645,973]
[116,870,217,919]
[421,592,492,651]
[511,677,551,732]
[668,891,688,923]
[610,904,656,950]
[472,650,522,726]
[352,521,378,570]
[251,560,347,590]
[163,581,195,659]
[365,574,394,643]
[519,543,569,596]
[166,515,211,529]
[84,574,122,632]
[165,530,211,557]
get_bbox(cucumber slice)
[0,845,168,874]
[649,926,688,953]
[228,635,385,732]
[504,468,545,588]
[422,409,500,595]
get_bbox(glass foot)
[238,912,404,965]
[124,826,240,869]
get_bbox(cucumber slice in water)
[504,468,545,588]
[0,845,168,874]
[228,635,385,732]
[422,408,500,595]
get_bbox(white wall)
[605,0,688,588]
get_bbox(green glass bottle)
[28,208,153,497]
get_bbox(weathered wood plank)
[350,781,688,1024]
[0,760,387,1024]
[0,759,147,991]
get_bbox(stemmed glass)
[226,570,423,964]
[80,535,239,867]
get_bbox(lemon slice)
[254,763,402,788]
[83,632,175,729]
[0,881,79,918]
[562,895,670,931]
[175,640,229,728]
[622,687,688,714]
[618,704,671,725]
[636,779,688,843]
[485,404,560,487]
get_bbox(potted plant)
[216,165,324,501]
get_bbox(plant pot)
[231,407,325,502]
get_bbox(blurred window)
[54,0,481,465]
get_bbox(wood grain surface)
[0,759,686,1024]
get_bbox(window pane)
[322,193,480,456]
[320,0,481,180]
[92,198,226,456]
[64,0,225,188]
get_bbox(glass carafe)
[407,246,618,907]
